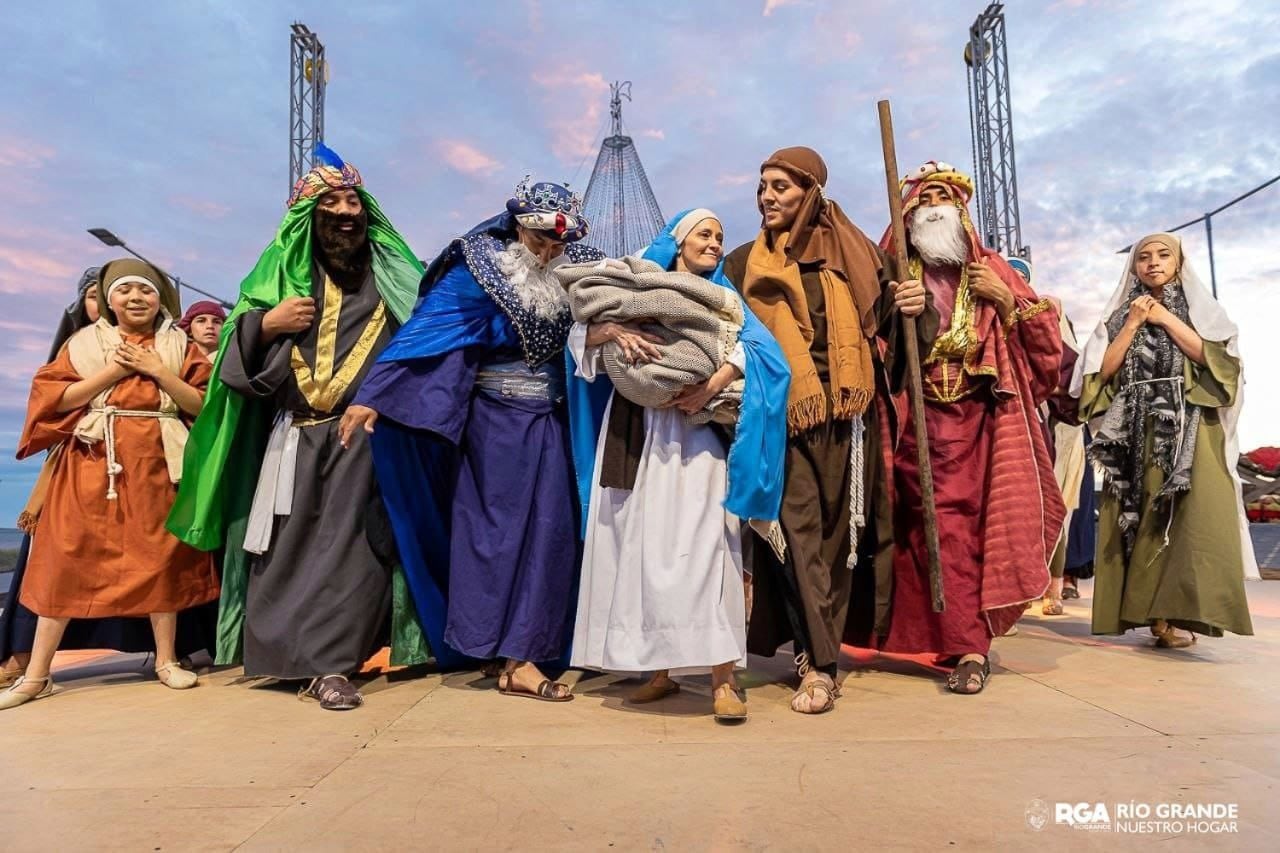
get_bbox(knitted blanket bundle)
[557,256,745,424]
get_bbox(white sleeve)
[568,322,605,380]
[726,341,747,374]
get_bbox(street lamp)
[87,228,234,309]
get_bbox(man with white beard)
[877,161,1066,695]
[349,178,601,703]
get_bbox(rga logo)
[1025,799,1050,832]
[1056,802,1113,832]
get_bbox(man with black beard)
[876,161,1065,695]
[170,146,427,710]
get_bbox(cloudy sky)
[1,0,1277,520]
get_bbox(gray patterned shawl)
[1090,279,1200,557]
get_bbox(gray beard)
[495,241,569,320]
[908,205,969,268]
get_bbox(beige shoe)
[0,675,55,711]
[713,684,747,722]
[155,662,198,690]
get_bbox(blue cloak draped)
[566,210,791,534]
[358,218,600,669]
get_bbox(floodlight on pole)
[87,227,233,309]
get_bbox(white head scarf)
[672,208,719,246]
[1070,232,1257,580]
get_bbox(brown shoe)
[629,679,680,704]
[712,684,747,723]
[1154,626,1197,649]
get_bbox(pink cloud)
[718,173,756,187]
[763,0,803,16]
[0,136,55,170]
[640,129,666,141]
[0,247,78,288]
[170,195,231,219]
[530,66,610,164]
[436,139,502,177]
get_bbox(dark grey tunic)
[220,267,399,678]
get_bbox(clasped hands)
[109,341,166,379]
[1125,294,1174,330]
[586,320,738,416]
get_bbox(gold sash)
[290,275,387,413]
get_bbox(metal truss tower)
[289,23,327,194]
[581,82,666,259]
[965,3,1029,260]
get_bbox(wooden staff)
[877,99,944,613]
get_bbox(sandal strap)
[536,679,566,699]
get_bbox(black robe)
[220,265,399,678]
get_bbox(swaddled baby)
[558,255,745,424]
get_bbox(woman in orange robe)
[0,259,219,710]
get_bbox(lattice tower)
[289,23,327,194]
[581,82,666,258]
[965,3,1029,260]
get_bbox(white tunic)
[568,323,749,675]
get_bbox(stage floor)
[2,580,1278,851]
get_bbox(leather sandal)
[790,672,838,714]
[300,675,364,710]
[1154,626,1197,649]
[947,655,990,695]
[498,670,573,702]
[0,667,23,689]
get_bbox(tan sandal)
[1154,626,1197,649]
[1042,598,1064,616]
[790,672,838,714]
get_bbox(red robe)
[883,247,1065,653]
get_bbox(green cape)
[166,189,429,666]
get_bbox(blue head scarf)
[566,209,791,530]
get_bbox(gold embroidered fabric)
[290,275,387,413]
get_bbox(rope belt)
[94,405,179,500]
[847,414,866,569]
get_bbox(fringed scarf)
[742,231,874,434]
[1091,279,1199,557]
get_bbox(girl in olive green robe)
[1073,233,1254,646]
